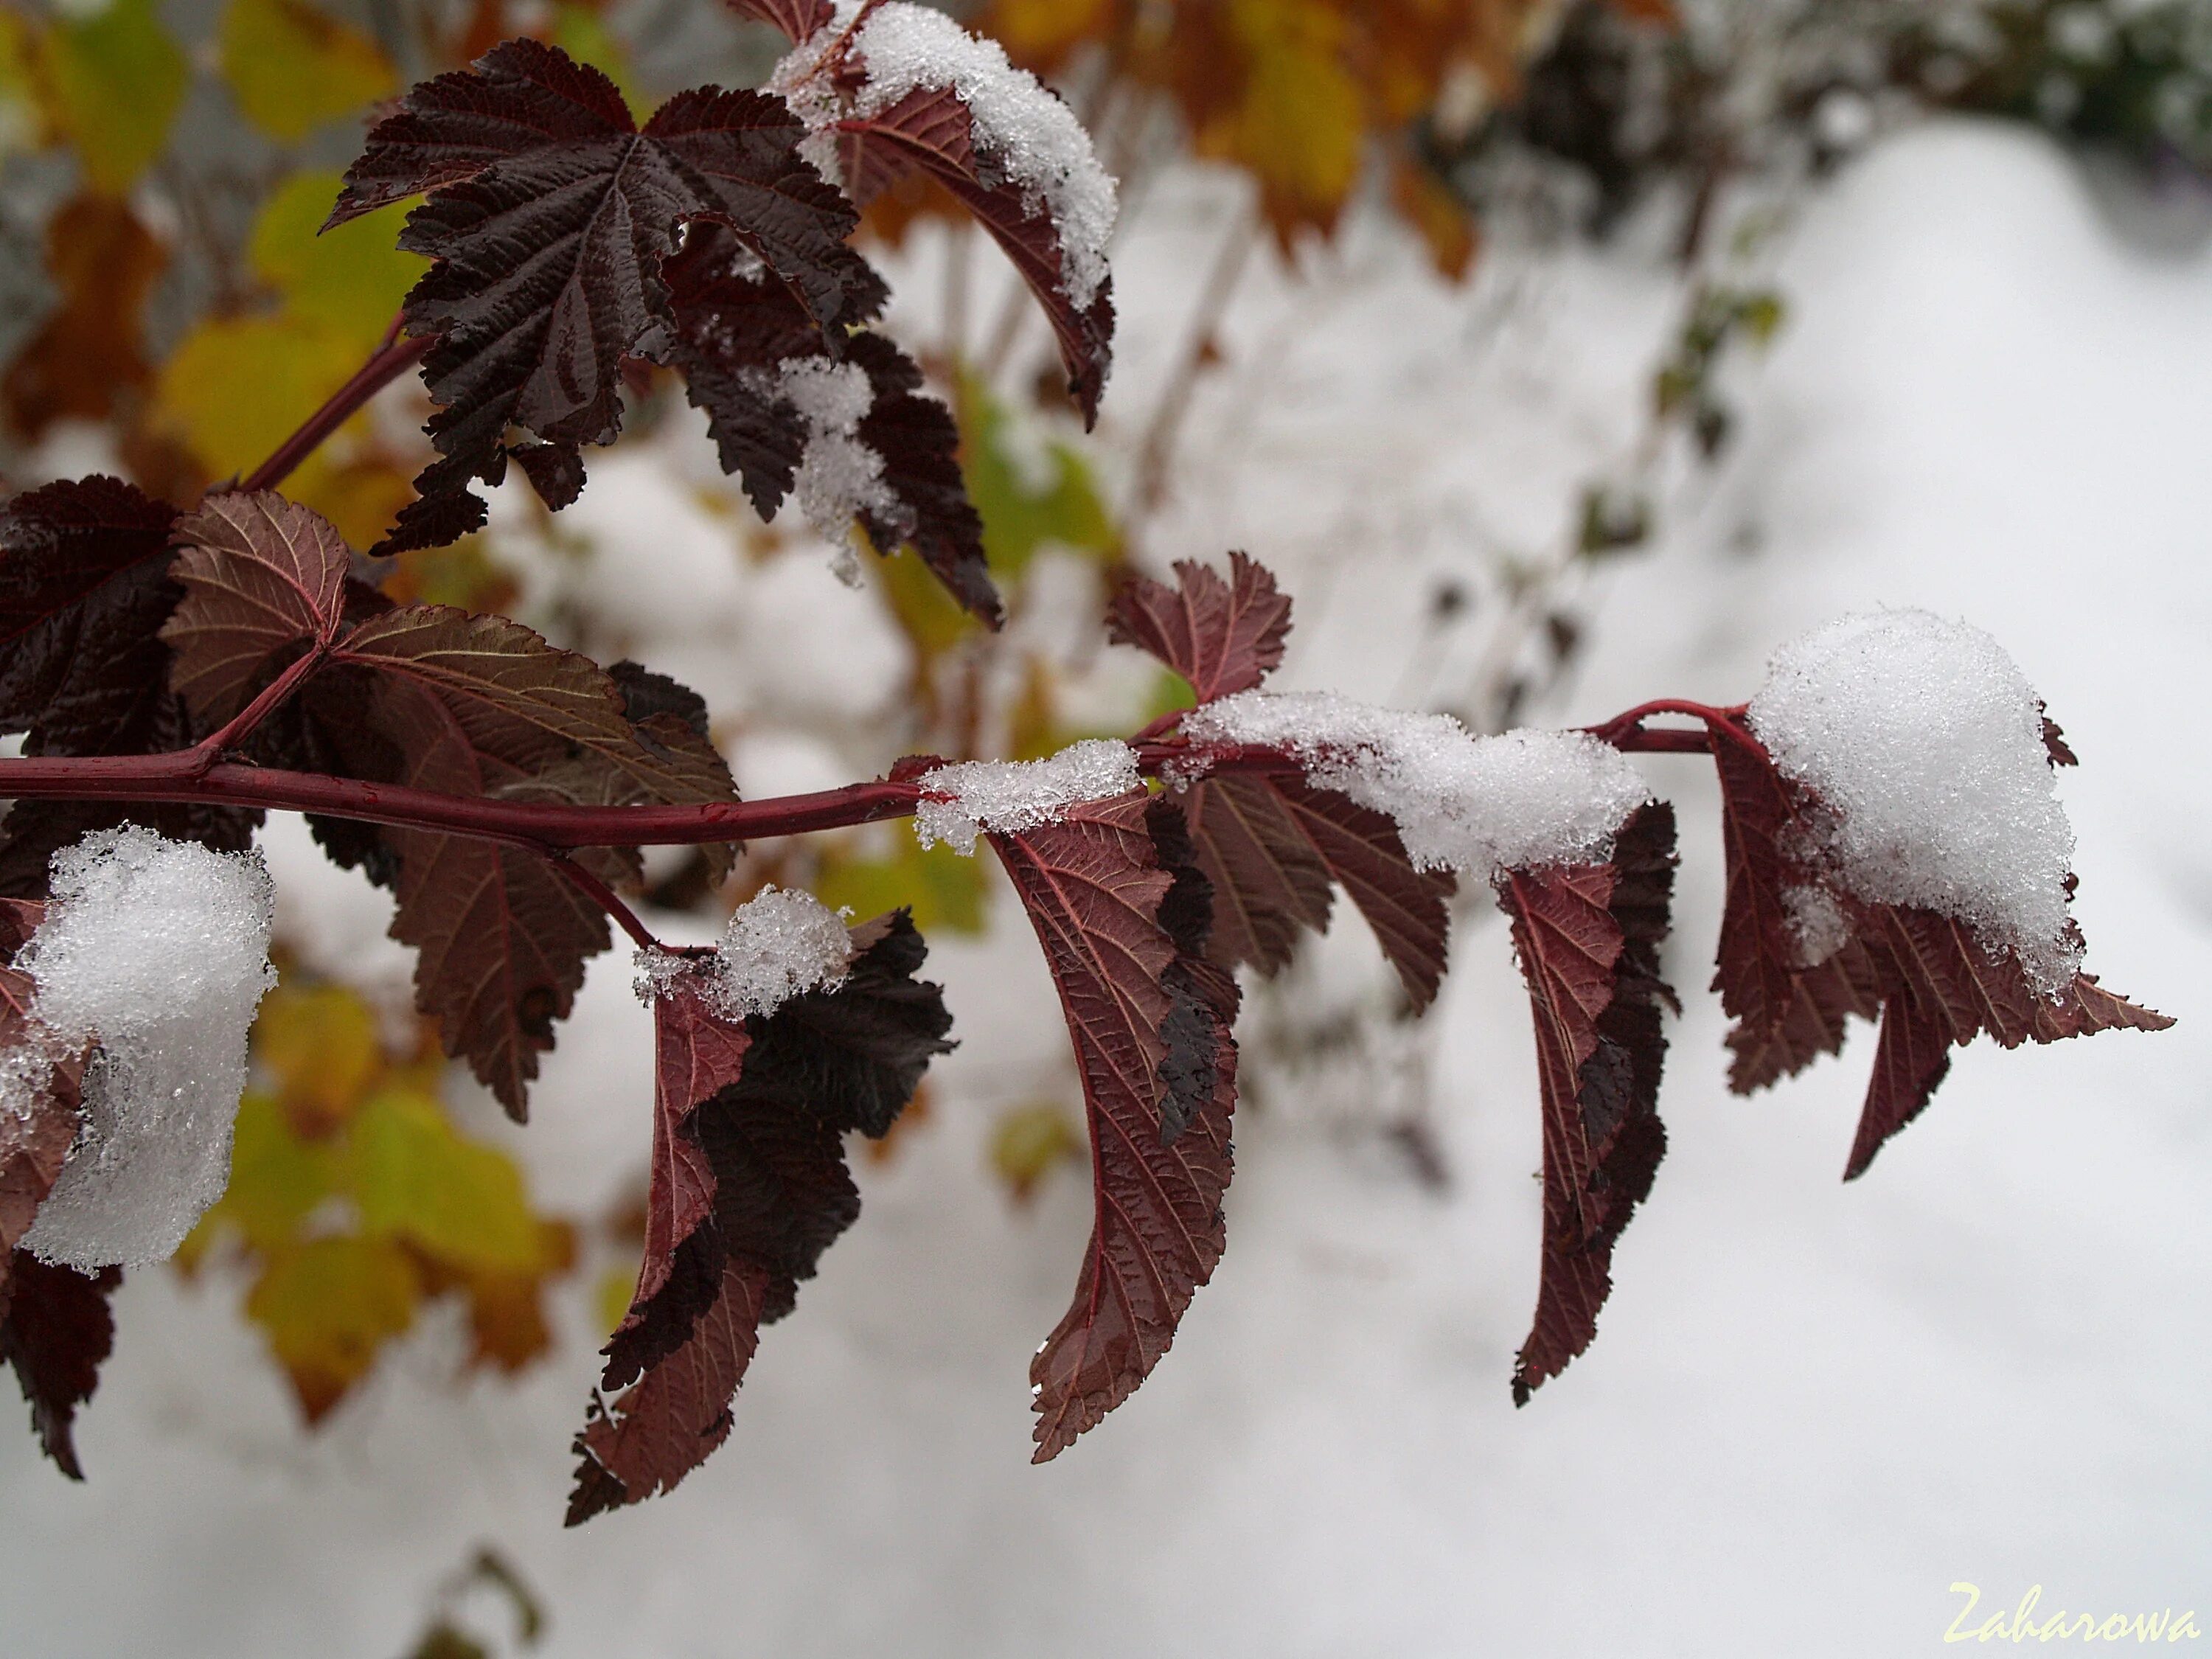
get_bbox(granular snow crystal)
[1747,608,2081,993]
[772,1,1119,310]
[1180,692,1652,877]
[18,827,276,1270]
[774,357,901,575]
[637,886,852,1020]
[913,740,1144,855]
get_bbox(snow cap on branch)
[1747,608,2081,992]
[771,1,1119,308]
[914,739,1144,855]
[18,827,276,1270]
[637,885,852,1020]
[1180,692,1652,876]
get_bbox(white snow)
[773,1,1119,309]
[1180,690,1652,875]
[768,357,900,582]
[912,738,1144,855]
[1747,608,2081,991]
[637,885,852,1020]
[16,827,276,1270]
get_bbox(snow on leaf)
[0,1254,119,1481]
[0,476,255,895]
[572,911,951,1520]
[1701,710,2171,1178]
[1106,552,1292,703]
[1495,801,1677,1405]
[771,3,1118,423]
[662,230,998,620]
[327,38,884,552]
[162,491,351,725]
[987,793,1237,1461]
[0,947,83,1297]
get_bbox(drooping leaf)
[327,39,885,551]
[1179,771,1331,976]
[1,1255,119,1480]
[832,79,1116,425]
[570,911,953,1520]
[1700,711,2173,1178]
[1106,551,1292,703]
[0,476,255,895]
[987,793,1237,1461]
[661,229,999,621]
[1494,801,1677,1404]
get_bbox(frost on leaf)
[768,1,1118,423]
[0,476,255,896]
[1495,802,1677,1404]
[1700,693,2171,1180]
[15,827,276,1271]
[572,911,953,1520]
[663,228,998,621]
[987,793,1238,1461]
[1107,555,1455,1007]
[327,38,885,552]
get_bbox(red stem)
[238,328,434,495]
[547,855,681,956]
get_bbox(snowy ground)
[2,119,2208,1657]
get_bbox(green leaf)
[246,1234,420,1421]
[956,372,1116,580]
[181,1092,339,1262]
[350,1087,546,1273]
[250,171,422,350]
[815,838,989,935]
[41,0,187,196]
[220,0,396,145]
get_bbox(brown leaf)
[163,490,352,724]
[1,197,164,439]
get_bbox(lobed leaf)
[164,491,351,723]
[1107,551,1292,703]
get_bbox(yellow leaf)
[815,837,989,935]
[221,0,396,144]
[1213,0,1365,232]
[256,981,383,1135]
[988,1102,1086,1206]
[986,0,1113,61]
[179,1092,339,1265]
[351,1088,548,1273]
[249,171,422,351]
[39,0,187,196]
[248,1234,420,1422]
[152,313,364,479]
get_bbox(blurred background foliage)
[1,0,2206,1421]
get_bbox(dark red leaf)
[162,490,350,724]
[1,1254,119,1481]
[327,40,883,552]
[988,793,1238,1461]
[1270,778,1456,1011]
[662,229,998,622]
[1107,552,1292,703]
[725,0,835,41]
[834,83,1114,425]
[0,476,254,894]
[569,911,951,1520]
[1180,772,1332,975]
[1495,801,1677,1405]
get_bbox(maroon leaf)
[1180,771,1332,975]
[725,0,834,41]
[569,911,952,1520]
[1495,801,1677,1404]
[1,1255,119,1480]
[327,40,884,552]
[988,793,1238,1461]
[1701,712,2172,1178]
[0,476,255,894]
[834,83,1114,425]
[1271,777,1456,1011]
[1107,552,1292,703]
[662,229,998,622]
[161,490,350,724]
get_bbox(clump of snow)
[18,827,276,1270]
[771,1,1119,310]
[1781,883,1852,968]
[770,357,900,583]
[1747,608,2081,992]
[913,739,1143,855]
[637,886,852,1020]
[1180,692,1652,876]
